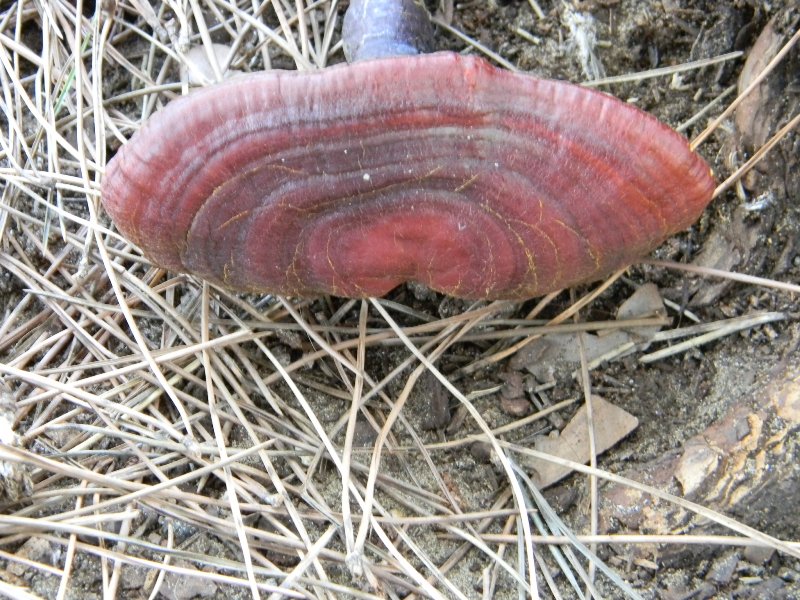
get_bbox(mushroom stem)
[342,0,435,62]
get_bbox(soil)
[0,1,798,599]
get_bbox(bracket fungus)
[102,0,715,300]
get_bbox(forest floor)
[0,1,798,599]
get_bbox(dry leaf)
[522,395,639,488]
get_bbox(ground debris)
[520,395,639,488]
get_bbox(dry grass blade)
[0,1,798,599]
[581,50,743,87]
[691,24,800,150]
[712,110,800,199]
[639,311,788,363]
[645,259,800,294]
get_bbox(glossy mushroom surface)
[102,52,715,300]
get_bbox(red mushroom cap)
[102,52,715,300]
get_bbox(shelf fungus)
[102,0,715,300]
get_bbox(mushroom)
[101,0,715,300]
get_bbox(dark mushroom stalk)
[342,0,435,62]
[101,0,715,300]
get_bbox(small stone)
[706,552,739,585]
[420,373,451,430]
[161,561,218,600]
[675,440,719,497]
[352,419,378,446]
[470,442,492,462]
[778,567,800,583]
[499,371,525,400]
[742,545,775,565]
[501,396,532,417]
[733,576,786,598]
[8,538,52,576]
[659,582,715,600]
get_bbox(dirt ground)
[0,1,798,599]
